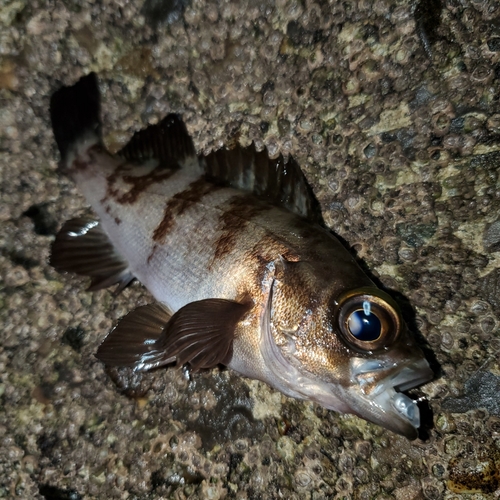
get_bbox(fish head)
[266,259,433,439]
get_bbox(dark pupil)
[347,309,382,341]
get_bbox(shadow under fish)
[49,73,433,439]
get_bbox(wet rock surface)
[1,0,500,498]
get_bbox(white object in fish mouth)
[392,392,420,428]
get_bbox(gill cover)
[260,266,351,412]
[266,261,433,439]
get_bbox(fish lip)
[350,357,433,395]
[349,357,434,436]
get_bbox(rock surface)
[1,0,500,498]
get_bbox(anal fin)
[96,299,252,372]
[96,303,173,370]
[50,217,134,292]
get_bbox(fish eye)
[347,307,382,341]
[334,287,402,351]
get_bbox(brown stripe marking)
[147,178,221,263]
[103,162,177,205]
[118,167,176,204]
[211,195,273,265]
[152,178,221,243]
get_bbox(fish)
[49,73,433,439]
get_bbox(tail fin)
[49,73,102,169]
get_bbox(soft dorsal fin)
[201,144,323,223]
[118,114,197,168]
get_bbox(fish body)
[49,74,433,438]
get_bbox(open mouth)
[350,358,434,430]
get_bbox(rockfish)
[49,73,433,438]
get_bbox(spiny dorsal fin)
[118,114,197,168]
[201,144,323,223]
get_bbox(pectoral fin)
[96,298,252,372]
[50,217,134,292]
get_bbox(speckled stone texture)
[1,0,500,498]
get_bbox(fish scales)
[79,151,283,309]
[79,144,358,311]
[49,73,434,439]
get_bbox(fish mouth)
[349,357,433,438]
